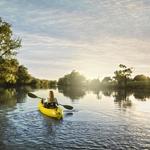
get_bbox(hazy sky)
[0,0,150,80]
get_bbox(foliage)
[0,18,21,59]
[0,58,19,84]
[0,18,21,85]
[16,65,32,84]
[113,64,133,87]
[88,79,101,89]
[101,77,112,83]
[57,70,86,87]
[0,18,54,88]
[49,80,57,87]
[133,74,150,81]
[58,86,86,100]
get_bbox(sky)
[0,0,150,80]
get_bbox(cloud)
[15,31,150,79]
[1,0,150,79]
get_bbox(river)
[0,87,150,150]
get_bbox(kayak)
[38,101,63,119]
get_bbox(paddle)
[28,92,73,110]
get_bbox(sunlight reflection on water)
[0,88,150,150]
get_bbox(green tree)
[113,64,133,87]
[0,18,21,59]
[133,74,149,81]
[0,59,19,84]
[49,80,57,87]
[101,77,112,83]
[0,18,21,85]
[16,65,32,84]
[88,79,100,89]
[57,70,86,86]
[30,78,41,88]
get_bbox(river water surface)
[0,87,150,150]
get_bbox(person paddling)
[42,91,58,108]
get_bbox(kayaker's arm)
[54,98,58,105]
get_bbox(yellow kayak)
[38,101,63,119]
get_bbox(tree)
[133,74,149,81]
[113,64,133,87]
[57,70,86,86]
[0,58,19,84]
[30,78,41,88]
[101,77,112,83]
[0,18,21,59]
[0,18,21,85]
[49,80,57,87]
[16,65,32,84]
[88,79,100,89]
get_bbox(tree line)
[1,18,150,89]
[57,65,150,89]
[0,18,56,88]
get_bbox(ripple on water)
[0,111,150,150]
[0,93,150,150]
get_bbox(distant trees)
[57,70,86,87]
[49,80,57,87]
[113,64,133,87]
[102,77,112,83]
[88,79,100,89]
[16,65,32,84]
[133,75,150,81]
[1,18,150,90]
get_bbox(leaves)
[58,70,86,86]
[113,64,133,87]
[0,17,21,59]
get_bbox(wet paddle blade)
[28,92,38,98]
[60,104,73,110]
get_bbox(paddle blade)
[61,104,73,110]
[28,92,38,98]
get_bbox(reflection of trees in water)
[113,89,132,108]
[0,86,34,146]
[0,88,17,107]
[58,86,86,100]
[91,88,102,100]
[16,86,34,103]
[0,86,33,107]
[58,86,150,106]
[101,88,113,97]
[112,88,150,108]
[132,89,150,101]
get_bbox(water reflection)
[16,86,33,103]
[132,89,150,101]
[113,89,132,108]
[0,86,33,107]
[58,86,86,100]
[57,86,150,110]
[101,88,113,97]
[100,88,150,109]
[0,86,150,109]
[91,88,102,100]
[0,87,150,149]
[0,88,17,107]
